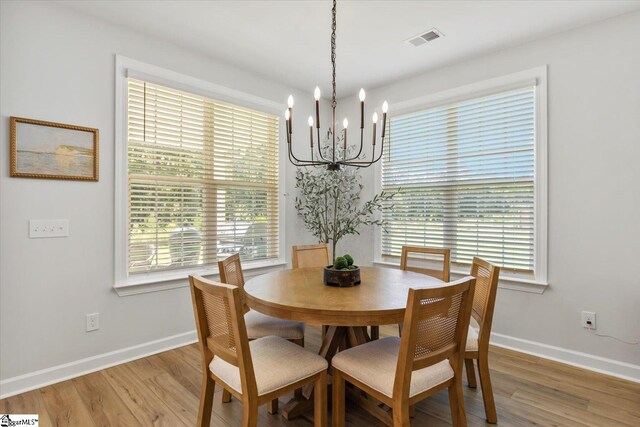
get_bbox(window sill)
[372,260,549,294]
[114,259,287,296]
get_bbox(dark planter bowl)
[323,265,361,287]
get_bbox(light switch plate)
[29,219,69,238]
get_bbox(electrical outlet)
[86,313,100,332]
[582,311,596,329]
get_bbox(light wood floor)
[1,325,639,426]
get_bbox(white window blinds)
[127,78,279,274]
[381,86,536,271]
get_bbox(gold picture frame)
[10,116,99,181]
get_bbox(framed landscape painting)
[10,117,99,181]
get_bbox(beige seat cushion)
[470,317,480,329]
[332,337,454,398]
[210,336,327,396]
[466,327,479,352]
[245,310,305,340]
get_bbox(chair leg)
[267,398,278,414]
[409,404,415,418]
[332,370,345,427]
[198,375,215,427]
[314,371,328,427]
[448,377,467,427]
[398,323,403,337]
[222,388,232,403]
[241,396,258,427]
[289,338,304,399]
[465,358,477,388]
[392,401,411,427]
[478,353,497,423]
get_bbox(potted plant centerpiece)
[295,130,398,266]
[323,254,360,287]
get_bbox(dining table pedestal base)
[281,325,371,421]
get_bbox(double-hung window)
[117,69,280,289]
[379,69,547,288]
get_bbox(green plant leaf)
[294,130,400,258]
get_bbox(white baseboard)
[0,330,198,399]
[490,332,640,383]
[2,329,637,399]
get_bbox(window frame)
[114,55,287,295]
[374,66,548,293]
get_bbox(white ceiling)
[58,0,640,96]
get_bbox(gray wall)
[1,1,639,390]
[341,10,640,367]
[0,1,316,384]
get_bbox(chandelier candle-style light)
[285,0,388,170]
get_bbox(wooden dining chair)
[218,253,306,410]
[332,277,476,427]
[372,245,451,340]
[464,257,501,424]
[189,275,328,427]
[291,243,330,268]
[291,244,332,339]
[219,253,305,346]
[400,245,451,282]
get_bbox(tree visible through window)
[127,79,279,274]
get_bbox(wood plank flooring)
[1,325,639,426]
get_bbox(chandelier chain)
[285,0,386,170]
[331,0,337,109]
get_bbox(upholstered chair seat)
[244,311,305,341]
[466,327,479,352]
[332,337,454,398]
[210,336,327,396]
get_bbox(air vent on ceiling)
[406,28,444,47]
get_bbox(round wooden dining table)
[243,265,444,419]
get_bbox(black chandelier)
[284,0,388,170]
